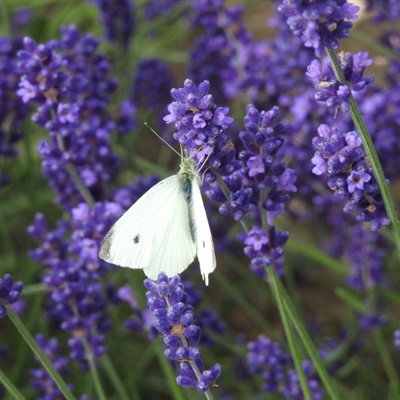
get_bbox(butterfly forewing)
[99,175,197,276]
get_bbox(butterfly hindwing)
[190,176,216,286]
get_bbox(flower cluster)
[143,0,186,20]
[0,273,24,319]
[189,1,250,103]
[277,0,359,56]
[132,58,173,127]
[306,52,374,113]
[30,334,90,399]
[30,334,71,398]
[163,79,233,162]
[28,201,124,367]
[118,279,226,345]
[244,226,289,278]
[311,124,389,230]
[366,0,400,23]
[144,273,221,393]
[90,0,135,49]
[394,330,400,349]
[346,225,387,291]
[221,105,295,276]
[0,37,30,185]
[17,25,122,209]
[247,335,323,399]
[359,86,400,181]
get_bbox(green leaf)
[2,301,76,400]
[0,367,25,400]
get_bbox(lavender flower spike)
[311,124,389,230]
[145,273,221,393]
[0,273,24,319]
[306,52,374,113]
[277,0,360,56]
[164,79,233,163]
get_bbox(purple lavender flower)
[311,124,389,230]
[117,285,158,339]
[394,330,400,349]
[306,52,374,113]
[11,8,33,30]
[359,312,386,330]
[188,2,251,103]
[163,79,233,162]
[28,201,124,367]
[0,273,24,319]
[366,0,400,22]
[244,226,289,278]
[247,335,288,392]
[90,0,135,49]
[359,86,400,181]
[284,360,324,400]
[277,0,359,56]
[17,25,123,209]
[132,58,173,127]
[143,0,186,20]
[144,273,221,393]
[346,225,387,291]
[0,37,30,184]
[247,335,323,398]
[30,334,71,398]
[115,99,136,135]
[216,104,294,276]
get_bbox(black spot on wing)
[133,234,140,244]
[99,227,114,261]
[202,240,205,248]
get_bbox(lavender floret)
[0,273,24,319]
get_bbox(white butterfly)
[99,156,216,285]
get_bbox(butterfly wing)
[190,178,216,286]
[99,175,197,279]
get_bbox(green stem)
[155,340,186,400]
[268,267,312,400]
[0,367,25,400]
[372,329,399,396]
[271,278,341,400]
[3,302,76,400]
[81,339,107,400]
[101,355,132,400]
[64,163,95,208]
[326,48,400,263]
[52,111,95,208]
[0,1,10,37]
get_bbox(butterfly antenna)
[192,129,222,171]
[144,122,181,158]
[200,165,211,184]
[198,150,213,172]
